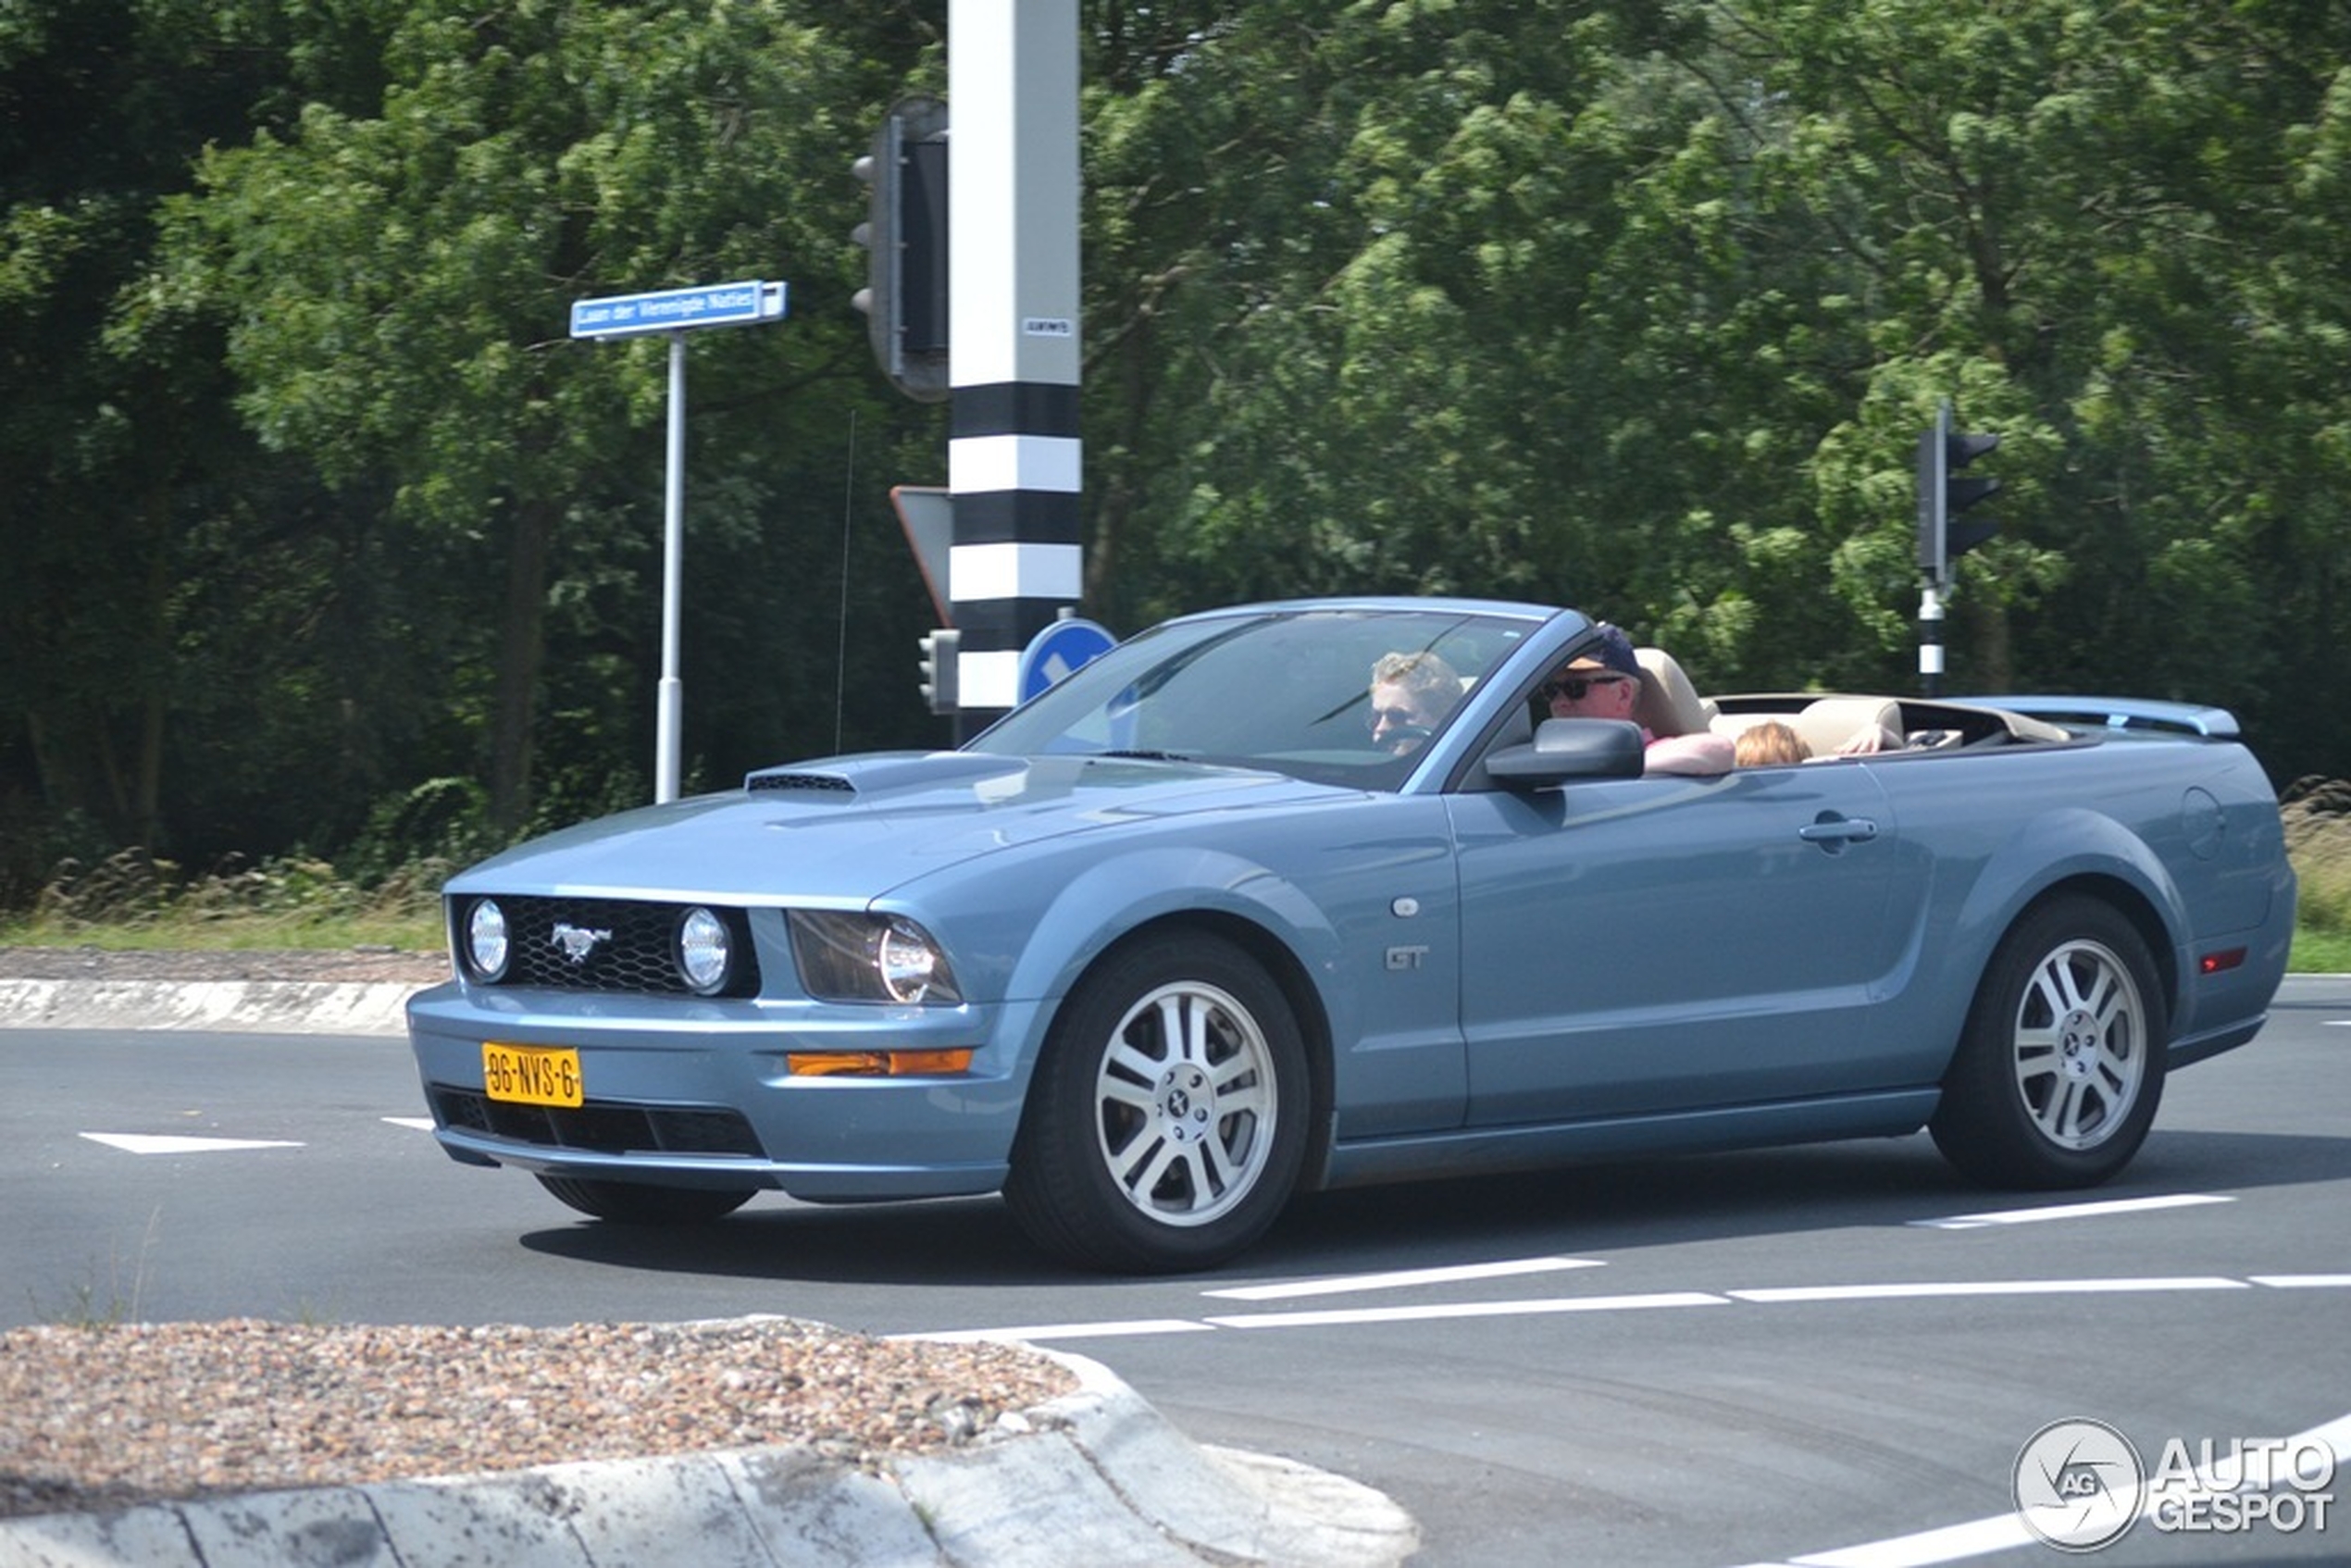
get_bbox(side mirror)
[1484,718,1647,787]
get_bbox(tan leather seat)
[1634,647,1711,740]
[1792,696,1904,757]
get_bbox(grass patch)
[0,848,442,953]
[2283,778,2351,974]
[2289,927,2351,974]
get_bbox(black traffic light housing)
[852,95,950,404]
[1916,400,2000,584]
[917,628,960,716]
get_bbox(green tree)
[165,0,926,834]
[0,0,298,852]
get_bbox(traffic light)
[1915,400,2001,584]
[852,95,950,404]
[917,628,960,715]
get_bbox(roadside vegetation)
[0,848,442,955]
[6,778,2349,972]
[2283,779,2351,974]
[10,5,2351,892]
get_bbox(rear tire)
[535,1175,755,1225]
[1005,932,1310,1273]
[1930,896,2167,1188]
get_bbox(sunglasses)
[1541,673,1630,703]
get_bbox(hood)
[446,751,1342,904]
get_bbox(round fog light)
[678,907,733,994]
[466,899,509,982]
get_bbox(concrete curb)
[0,977,417,1037]
[0,1349,1418,1568]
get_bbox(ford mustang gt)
[405,599,2295,1271]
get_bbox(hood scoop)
[744,752,1027,801]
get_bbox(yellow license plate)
[482,1043,583,1108]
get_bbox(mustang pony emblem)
[550,923,614,965]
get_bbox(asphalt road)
[6,977,2348,1567]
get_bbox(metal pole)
[656,331,686,803]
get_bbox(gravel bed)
[0,1316,1076,1520]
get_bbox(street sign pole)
[657,332,687,803]
[570,280,787,803]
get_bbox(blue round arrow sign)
[1017,618,1117,703]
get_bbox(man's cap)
[1566,623,1643,680]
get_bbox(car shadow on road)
[511,1124,2351,1288]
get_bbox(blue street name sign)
[1018,617,1118,703]
[570,280,787,340]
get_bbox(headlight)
[676,906,733,994]
[464,898,509,982]
[788,911,964,1004]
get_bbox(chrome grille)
[454,895,759,996]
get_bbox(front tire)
[535,1175,755,1225]
[1005,932,1311,1273]
[1930,896,2167,1188]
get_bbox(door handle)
[1798,815,1879,848]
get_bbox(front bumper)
[403,979,1036,1201]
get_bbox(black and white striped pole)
[1918,582,1946,700]
[1915,399,2000,700]
[946,0,1082,733]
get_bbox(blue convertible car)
[406,599,2295,1271]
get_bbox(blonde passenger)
[1735,719,1812,767]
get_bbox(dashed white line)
[1202,1255,1602,1300]
[1728,1276,2249,1304]
[1205,1291,1727,1330]
[918,1318,1213,1344]
[920,1275,2344,1346]
[1911,1192,2233,1229]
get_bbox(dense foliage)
[6,1,2347,902]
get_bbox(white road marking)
[917,1319,1214,1344]
[80,1132,303,1154]
[1204,1291,1726,1329]
[1731,1508,2038,1567]
[1729,1276,2249,1303]
[1744,1409,2351,1568]
[1911,1192,2233,1229]
[382,1117,436,1131]
[1202,1255,1603,1300]
[919,1274,2346,1346]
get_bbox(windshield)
[968,606,1539,788]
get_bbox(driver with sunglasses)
[1539,623,1733,777]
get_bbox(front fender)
[1007,845,1343,1020]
